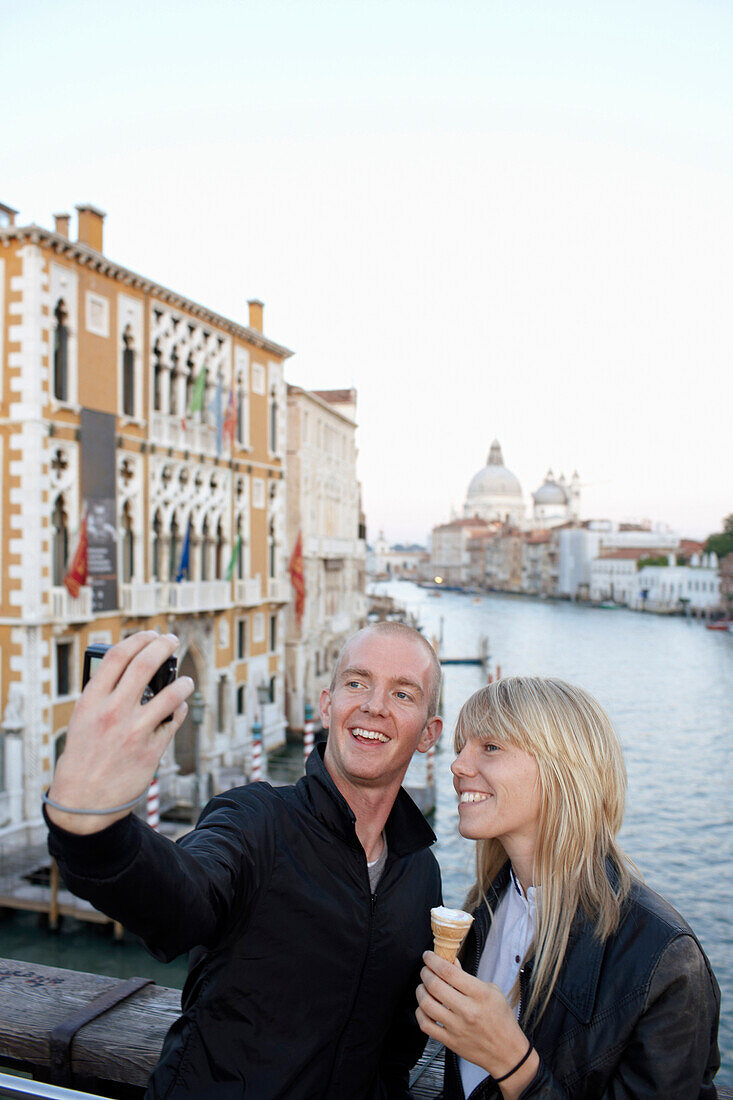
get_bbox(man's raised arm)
[46,632,194,834]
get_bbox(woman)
[416,677,721,1099]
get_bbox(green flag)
[225,534,242,581]
[189,368,207,414]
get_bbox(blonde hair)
[456,677,631,1024]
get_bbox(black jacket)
[47,745,442,1099]
[444,863,721,1100]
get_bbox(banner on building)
[288,531,306,624]
[81,409,118,613]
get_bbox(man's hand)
[416,951,539,1098]
[47,632,194,835]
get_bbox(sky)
[4,0,733,544]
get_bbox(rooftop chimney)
[54,213,71,239]
[248,299,264,332]
[76,203,106,253]
[0,202,18,228]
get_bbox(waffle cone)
[431,911,473,963]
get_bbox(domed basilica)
[463,439,580,528]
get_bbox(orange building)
[0,202,293,843]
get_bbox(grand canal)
[1,581,731,1083]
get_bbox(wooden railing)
[0,958,729,1099]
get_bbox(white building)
[633,555,721,613]
[532,470,580,527]
[285,387,367,732]
[557,527,603,598]
[463,440,525,525]
[430,518,491,586]
[368,531,428,578]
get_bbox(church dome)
[533,473,569,506]
[466,440,522,501]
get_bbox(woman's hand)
[416,951,539,1098]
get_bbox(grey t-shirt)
[367,834,388,893]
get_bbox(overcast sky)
[4,0,732,543]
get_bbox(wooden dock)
[0,957,445,1097]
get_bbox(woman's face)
[451,735,542,847]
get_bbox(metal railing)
[0,1073,110,1100]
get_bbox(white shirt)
[459,869,537,1098]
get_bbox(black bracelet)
[493,1039,533,1084]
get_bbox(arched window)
[152,510,162,580]
[53,300,69,401]
[121,499,135,583]
[185,354,194,416]
[169,515,180,582]
[269,387,278,453]
[215,519,225,579]
[51,495,69,586]
[169,349,179,417]
[153,341,163,413]
[201,516,210,581]
[268,517,276,579]
[122,327,135,417]
[236,515,246,580]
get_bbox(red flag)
[223,386,237,446]
[288,531,305,624]
[64,512,88,597]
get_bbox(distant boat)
[599,600,623,610]
[706,621,732,631]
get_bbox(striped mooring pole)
[147,773,160,831]
[304,703,315,768]
[251,715,263,782]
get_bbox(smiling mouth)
[459,792,489,804]
[351,728,389,744]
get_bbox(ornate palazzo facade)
[0,203,292,843]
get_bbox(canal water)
[1,581,730,1083]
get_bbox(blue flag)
[175,521,191,582]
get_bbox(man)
[45,622,443,1098]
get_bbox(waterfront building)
[368,531,428,579]
[0,202,292,843]
[719,553,733,614]
[633,554,721,614]
[556,525,603,599]
[285,386,367,733]
[520,529,557,596]
[484,524,524,592]
[430,517,491,586]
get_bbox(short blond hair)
[456,676,631,1023]
[331,621,442,717]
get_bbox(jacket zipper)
[323,851,380,1096]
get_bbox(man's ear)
[319,687,332,730]
[417,715,442,754]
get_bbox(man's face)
[321,630,442,795]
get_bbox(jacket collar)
[474,861,607,1025]
[301,742,437,857]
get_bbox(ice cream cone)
[430,905,474,963]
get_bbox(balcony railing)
[234,576,262,608]
[49,586,93,623]
[267,577,291,604]
[149,412,221,456]
[121,581,230,616]
[167,580,230,612]
[120,582,163,616]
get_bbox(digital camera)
[82,642,178,718]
